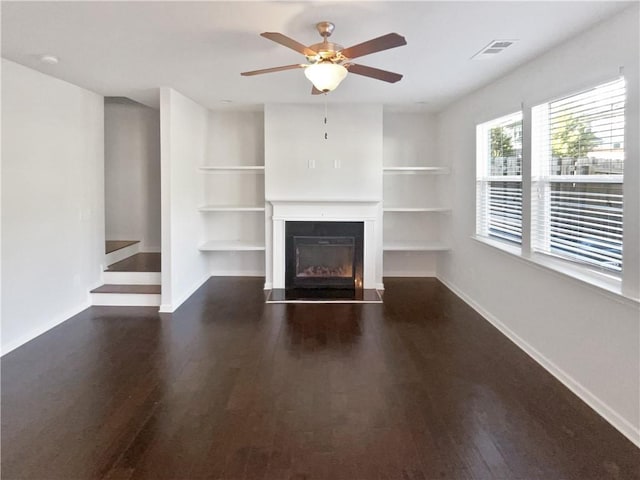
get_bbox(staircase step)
[90,284,161,307]
[103,271,162,285]
[106,240,140,254]
[105,241,141,266]
[95,251,162,306]
[91,284,161,294]
[107,253,161,272]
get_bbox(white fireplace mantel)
[267,199,384,290]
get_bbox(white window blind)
[476,112,523,244]
[532,77,625,273]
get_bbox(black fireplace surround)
[285,221,364,290]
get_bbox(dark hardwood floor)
[2,277,638,480]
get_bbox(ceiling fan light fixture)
[304,63,347,92]
[241,22,406,94]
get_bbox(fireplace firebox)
[285,221,364,290]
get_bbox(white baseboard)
[159,273,210,313]
[1,300,91,356]
[209,270,265,277]
[383,270,436,277]
[376,282,385,290]
[437,276,640,448]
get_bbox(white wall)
[159,88,209,312]
[383,111,438,168]
[104,99,161,251]
[436,6,640,444]
[207,110,264,167]
[264,104,383,201]
[1,59,104,354]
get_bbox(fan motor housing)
[307,42,344,62]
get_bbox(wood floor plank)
[2,278,638,480]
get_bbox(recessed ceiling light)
[40,54,59,65]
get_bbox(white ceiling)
[1,1,632,111]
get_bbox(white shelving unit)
[199,240,265,251]
[383,207,451,213]
[383,241,451,252]
[382,111,451,274]
[199,205,265,212]
[200,111,266,274]
[199,165,265,173]
[383,168,451,252]
[383,166,450,175]
[198,166,266,253]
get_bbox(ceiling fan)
[241,21,407,94]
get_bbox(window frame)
[474,76,631,300]
[476,111,524,248]
[531,77,625,276]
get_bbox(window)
[532,78,625,273]
[476,112,523,245]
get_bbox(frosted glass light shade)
[304,63,348,92]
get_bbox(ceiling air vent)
[472,40,518,60]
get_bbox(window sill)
[471,235,639,308]
[471,235,522,256]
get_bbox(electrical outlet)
[334,159,340,169]
[308,159,315,169]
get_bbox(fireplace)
[268,200,381,292]
[285,221,364,290]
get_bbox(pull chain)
[324,100,328,140]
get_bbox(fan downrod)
[316,21,335,39]
[309,21,343,61]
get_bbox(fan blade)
[241,64,305,76]
[261,32,318,57]
[340,33,406,60]
[347,64,403,83]
[311,86,324,95]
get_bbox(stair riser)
[91,293,161,307]
[105,243,140,266]
[103,271,161,285]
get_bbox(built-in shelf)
[199,240,265,251]
[199,166,265,173]
[383,207,451,213]
[199,205,265,212]
[383,242,450,252]
[383,166,450,175]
